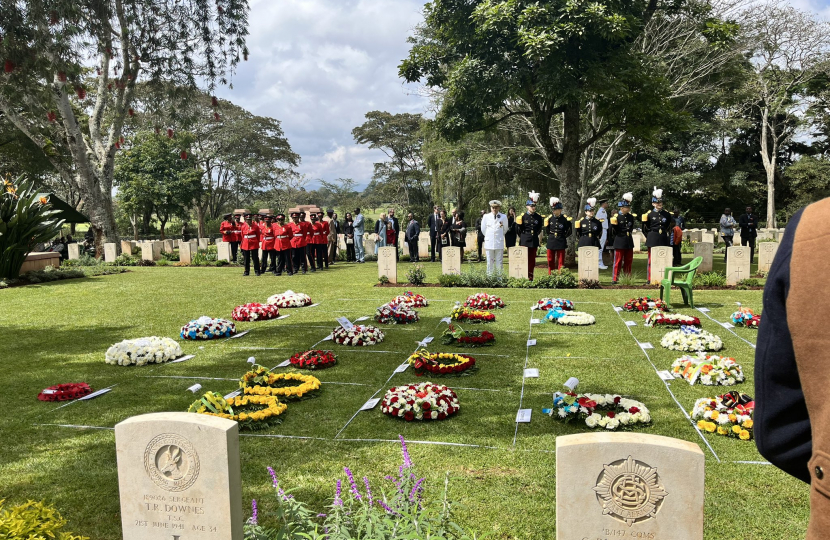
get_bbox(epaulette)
[610,216,618,225]
[544,216,550,227]
[642,214,648,222]
[516,214,523,225]
[574,220,581,229]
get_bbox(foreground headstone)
[67,243,81,260]
[115,412,243,540]
[726,245,751,285]
[378,246,398,283]
[121,240,133,256]
[442,246,462,275]
[578,246,599,281]
[758,242,780,273]
[556,432,703,540]
[216,241,230,262]
[649,246,673,285]
[508,246,528,279]
[693,242,713,273]
[104,242,118,263]
[180,241,195,265]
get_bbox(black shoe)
[243,272,249,276]
[255,272,261,276]
[612,280,618,285]
[310,268,316,273]
[302,270,307,274]
[276,272,282,276]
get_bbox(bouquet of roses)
[451,306,495,323]
[37,382,93,402]
[622,297,669,313]
[232,302,280,322]
[536,298,574,311]
[267,290,312,308]
[544,308,595,326]
[464,293,505,310]
[381,382,460,421]
[390,291,429,308]
[332,325,385,346]
[105,336,183,366]
[289,350,337,370]
[375,302,419,324]
[691,391,754,441]
[407,349,477,376]
[643,311,701,328]
[661,326,723,352]
[731,308,761,328]
[550,391,651,430]
[441,324,495,347]
[180,316,236,340]
[670,354,744,386]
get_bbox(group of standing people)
[719,206,760,263]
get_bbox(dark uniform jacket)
[516,212,544,248]
[611,212,636,249]
[739,213,759,238]
[575,217,602,248]
[545,214,572,250]
[643,208,672,248]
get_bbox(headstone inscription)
[121,240,133,256]
[442,246,462,275]
[758,241,780,273]
[216,241,231,262]
[104,242,118,263]
[418,232,431,259]
[67,243,81,260]
[508,246,528,279]
[180,241,195,265]
[693,242,713,273]
[578,246,599,281]
[649,246,673,285]
[725,245,751,285]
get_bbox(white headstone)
[198,238,209,250]
[216,241,231,262]
[418,232,431,258]
[758,241,780,273]
[633,232,642,253]
[465,231,477,253]
[180,241,195,265]
[104,242,118,263]
[649,246,673,285]
[442,246,462,275]
[162,239,174,253]
[726,245,751,285]
[556,433,703,540]
[121,240,133,256]
[757,230,773,242]
[363,235,376,257]
[172,239,179,248]
[508,246,528,279]
[682,230,692,242]
[115,412,243,540]
[701,232,714,244]
[67,243,81,260]
[141,242,161,262]
[689,230,702,243]
[733,232,741,246]
[378,246,398,283]
[693,242,713,273]
[578,246,599,281]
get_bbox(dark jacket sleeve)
[755,207,812,483]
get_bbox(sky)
[215,0,830,190]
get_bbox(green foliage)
[436,267,577,288]
[378,275,390,285]
[617,271,644,286]
[191,247,218,266]
[532,270,579,289]
[736,278,762,289]
[0,264,125,289]
[680,239,695,254]
[579,279,602,289]
[406,264,427,286]
[694,271,727,287]
[0,498,88,540]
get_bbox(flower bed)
[643,311,701,328]
[232,302,280,322]
[544,308,596,326]
[670,354,744,386]
[239,365,321,400]
[441,325,495,347]
[289,350,337,370]
[407,349,477,376]
[451,306,495,323]
[550,392,651,430]
[267,290,312,308]
[332,325,385,346]
[622,297,668,313]
[105,336,183,365]
[536,298,574,311]
[381,382,460,421]
[188,390,287,430]
[390,291,429,308]
[375,302,419,324]
[180,316,236,340]
[661,326,723,352]
[731,308,761,328]
[37,382,92,402]
[691,391,754,440]
[464,292,505,310]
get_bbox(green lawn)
[0,255,804,539]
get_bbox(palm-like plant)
[0,175,65,279]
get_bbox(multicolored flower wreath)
[239,365,321,400]
[731,308,761,328]
[550,392,651,430]
[390,291,429,308]
[536,298,574,311]
[622,297,669,313]
[188,390,287,430]
[180,316,236,340]
[407,349,477,376]
[374,302,419,324]
[441,325,495,347]
[267,290,312,308]
[671,354,744,386]
[232,302,280,322]
[464,293,505,310]
[37,382,92,402]
[451,306,495,323]
[643,311,701,327]
[691,391,754,441]
[661,326,723,352]
[289,350,337,370]
[332,325,385,346]
[381,382,460,421]
[544,308,595,326]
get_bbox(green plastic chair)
[659,256,703,308]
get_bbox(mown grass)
[0,252,803,540]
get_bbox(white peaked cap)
[653,187,663,199]
[587,197,597,208]
[623,192,633,202]
[550,197,560,206]
[528,190,540,203]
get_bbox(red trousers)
[613,249,633,281]
[547,249,565,273]
[647,249,653,281]
[527,247,537,280]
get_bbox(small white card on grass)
[640,342,654,350]
[394,363,409,373]
[168,354,195,364]
[230,330,249,339]
[420,336,434,344]
[336,316,354,330]
[78,388,112,401]
[223,390,241,400]
[722,322,734,329]
[657,370,674,381]
[524,368,539,378]
[530,318,541,324]
[697,307,710,313]
[527,339,537,346]
[276,359,291,368]
[516,409,532,423]
[355,316,370,322]
[42,389,57,395]
[441,317,451,323]
[360,398,380,411]
[625,320,637,327]
[187,384,202,393]
[614,306,623,312]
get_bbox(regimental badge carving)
[593,456,668,526]
[144,433,200,492]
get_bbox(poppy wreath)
[188,390,287,430]
[239,365,321,400]
[536,298,574,311]
[464,292,505,310]
[332,325,385,346]
[390,291,429,308]
[451,306,495,323]
[622,297,669,313]
[289,350,337,370]
[550,392,651,430]
[407,349,477,376]
[643,311,701,327]
[670,355,744,386]
[232,302,280,322]
[37,382,92,402]
[731,308,761,328]
[180,316,236,340]
[381,382,460,421]
[374,302,419,324]
[441,324,495,347]
[267,290,312,308]
[691,391,754,441]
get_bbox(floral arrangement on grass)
[661,326,723,352]
[332,325,385,346]
[180,316,236,340]
[381,382,460,421]
[622,297,668,313]
[440,324,495,347]
[239,365,322,400]
[670,354,744,386]
[289,350,337,370]
[267,290,312,308]
[37,382,92,402]
[550,392,651,430]
[544,308,596,326]
[731,308,761,328]
[374,302,419,324]
[463,292,505,310]
[406,349,477,376]
[451,306,495,323]
[536,298,574,311]
[188,390,286,430]
[390,291,429,308]
[232,302,280,322]
[691,391,754,440]
[643,311,701,328]
[105,336,183,366]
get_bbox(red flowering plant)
[441,324,495,347]
[622,297,669,313]
[289,350,337,370]
[407,349,477,376]
[232,302,280,322]
[37,382,92,402]
[390,291,429,308]
[375,302,419,324]
[381,382,460,421]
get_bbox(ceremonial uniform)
[288,216,308,274]
[318,216,330,268]
[273,218,292,275]
[300,217,315,272]
[611,194,636,283]
[259,219,277,274]
[220,216,240,262]
[739,210,759,266]
[240,219,261,276]
[544,199,572,272]
[311,220,327,269]
[643,189,672,281]
[575,217,602,248]
[517,209,543,280]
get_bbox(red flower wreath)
[622,296,669,313]
[38,383,92,402]
[232,302,280,322]
[289,350,337,370]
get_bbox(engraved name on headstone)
[650,246,673,285]
[442,246,462,275]
[726,245,751,285]
[378,246,398,283]
[508,246,528,279]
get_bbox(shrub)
[544,269,578,289]
[156,259,170,266]
[406,264,426,285]
[736,278,762,290]
[160,250,179,262]
[617,271,644,286]
[680,239,695,254]
[507,277,532,288]
[438,273,463,287]
[579,279,602,289]
[136,258,156,267]
[0,499,88,540]
[378,275,390,284]
[693,271,726,287]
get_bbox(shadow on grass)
[3,324,133,360]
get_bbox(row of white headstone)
[65,238,211,264]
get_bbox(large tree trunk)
[159,218,167,241]
[195,203,206,239]
[559,101,582,264]
[758,108,778,229]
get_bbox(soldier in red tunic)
[298,211,315,272]
[288,211,308,274]
[273,213,292,276]
[239,213,261,276]
[259,214,277,275]
[219,213,239,262]
[310,213,326,270]
[317,211,330,269]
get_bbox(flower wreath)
[671,354,744,386]
[643,311,701,328]
[661,326,723,352]
[188,391,287,430]
[381,382,460,421]
[332,325,385,346]
[267,290,312,308]
[464,293,505,310]
[731,308,761,328]
[180,316,236,340]
[536,298,574,311]
[37,382,92,402]
[289,350,337,370]
[232,302,280,322]
[691,391,754,441]
[105,336,183,366]
[622,297,669,313]
[451,306,495,323]
[550,392,651,430]
[544,308,596,326]
[375,302,419,324]
[390,291,429,308]
[239,365,321,400]
[407,349,477,376]
[441,325,495,347]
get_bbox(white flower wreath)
[661,326,723,352]
[105,337,183,366]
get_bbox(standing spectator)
[452,211,467,261]
[375,213,388,255]
[643,188,672,282]
[517,191,544,280]
[387,208,400,260]
[596,199,609,269]
[671,222,683,266]
[405,213,421,262]
[505,207,518,248]
[475,210,486,261]
[437,209,451,260]
[739,205,759,266]
[451,208,458,225]
[344,213,356,262]
[353,208,365,263]
[427,205,440,262]
[720,208,737,262]
[325,209,338,265]
[481,200,508,274]
[545,197,572,272]
[673,208,686,230]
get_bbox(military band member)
[575,197,603,248]
[299,211,316,272]
[259,214,277,275]
[610,193,636,284]
[544,197,572,272]
[220,213,237,261]
[642,187,672,281]
[288,211,308,274]
[516,191,544,280]
[273,213,293,276]
[317,211,330,268]
[311,213,327,270]
[240,212,261,276]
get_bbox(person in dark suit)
[475,210,486,261]
[437,209,451,260]
[387,208,400,260]
[739,205,759,266]
[642,187,672,281]
[427,205,440,262]
[404,213,421,262]
[505,207,518,248]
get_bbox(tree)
[0,0,249,255]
